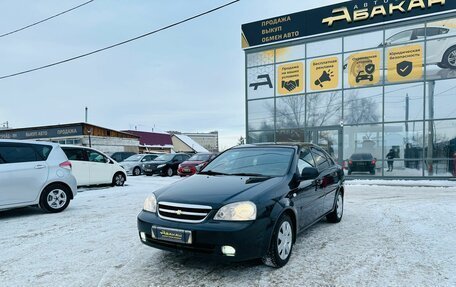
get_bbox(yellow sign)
[310,57,339,91]
[277,62,304,95]
[387,44,423,83]
[348,51,381,87]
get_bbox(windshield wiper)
[229,173,272,178]
[199,170,229,176]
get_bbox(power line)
[0,0,95,38]
[0,0,240,81]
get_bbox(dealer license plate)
[183,167,190,172]
[152,226,192,244]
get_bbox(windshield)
[189,154,211,161]
[154,154,175,161]
[201,147,294,177]
[124,155,143,162]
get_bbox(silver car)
[0,140,77,213]
[120,154,159,176]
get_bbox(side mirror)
[301,167,319,181]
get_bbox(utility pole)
[427,81,435,175]
[85,107,88,123]
[405,93,409,143]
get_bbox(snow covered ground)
[1,176,456,287]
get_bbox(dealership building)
[242,0,456,178]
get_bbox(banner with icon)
[310,57,339,91]
[277,62,304,95]
[387,44,423,83]
[348,51,381,87]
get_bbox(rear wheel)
[262,214,294,268]
[40,184,71,213]
[112,172,126,186]
[327,192,343,223]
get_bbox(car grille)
[158,202,212,223]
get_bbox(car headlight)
[214,201,256,221]
[143,194,157,213]
[157,164,165,168]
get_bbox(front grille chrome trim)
[157,201,212,223]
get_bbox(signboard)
[310,57,339,91]
[277,62,304,95]
[387,44,423,82]
[348,51,381,87]
[242,0,454,49]
[0,125,83,140]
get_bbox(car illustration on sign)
[382,26,456,69]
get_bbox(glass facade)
[245,14,456,178]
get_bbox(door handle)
[35,164,46,169]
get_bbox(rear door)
[63,147,90,186]
[312,148,339,214]
[0,143,49,206]
[86,149,112,185]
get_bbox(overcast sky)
[0,0,341,150]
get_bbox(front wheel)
[166,167,174,177]
[40,184,71,213]
[133,167,141,176]
[262,214,294,268]
[327,192,343,223]
[112,172,126,186]
[442,46,456,69]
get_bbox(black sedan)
[142,153,190,177]
[347,153,376,175]
[137,144,344,267]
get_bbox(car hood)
[145,160,168,165]
[180,160,204,166]
[154,174,284,208]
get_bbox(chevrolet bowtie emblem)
[176,210,182,216]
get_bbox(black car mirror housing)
[301,167,319,181]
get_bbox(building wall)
[245,13,456,179]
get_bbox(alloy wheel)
[115,174,125,186]
[448,50,456,67]
[46,189,67,210]
[336,194,343,218]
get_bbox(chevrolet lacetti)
[137,144,344,267]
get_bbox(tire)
[133,167,141,176]
[327,192,343,223]
[166,167,174,177]
[40,184,71,213]
[262,214,294,268]
[442,46,456,69]
[112,172,126,187]
[437,62,449,69]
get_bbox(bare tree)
[345,90,380,125]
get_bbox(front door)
[305,127,343,165]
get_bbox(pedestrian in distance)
[386,149,395,172]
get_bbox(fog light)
[221,245,236,257]
[140,232,146,241]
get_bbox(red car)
[177,153,217,176]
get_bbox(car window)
[311,148,330,171]
[297,149,315,174]
[0,144,41,164]
[87,150,106,163]
[203,147,294,177]
[387,30,413,44]
[175,155,183,162]
[413,28,426,40]
[63,148,88,161]
[427,27,449,37]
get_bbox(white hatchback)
[62,145,127,187]
[0,140,77,213]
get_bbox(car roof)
[232,142,318,150]
[0,139,60,147]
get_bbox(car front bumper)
[137,210,273,261]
